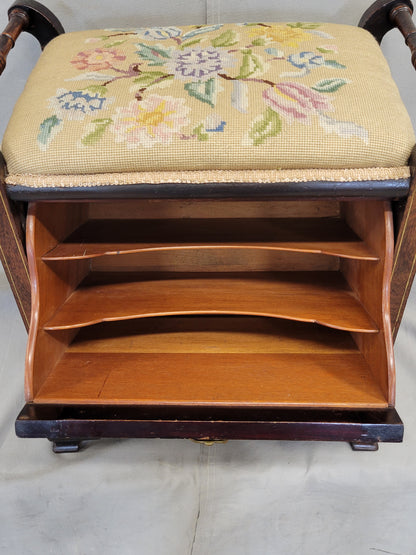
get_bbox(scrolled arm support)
[0,0,64,76]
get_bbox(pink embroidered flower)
[71,48,126,71]
[263,82,333,122]
[111,95,190,148]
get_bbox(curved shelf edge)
[42,243,379,262]
[43,311,380,334]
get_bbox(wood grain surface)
[43,271,379,333]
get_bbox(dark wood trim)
[5,179,410,202]
[0,7,28,75]
[359,0,413,42]
[7,1,64,48]
[0,156,30,330]
[0,2,64,75]
[15,404,404,446]
[390,4,416,69]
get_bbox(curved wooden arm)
[390,3,416,68]
[0,1,64,75]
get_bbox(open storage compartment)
[35,316,386,408]
[17,198,402,449]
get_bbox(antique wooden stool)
[1,0,416,452]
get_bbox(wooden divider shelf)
[16,198,403,448]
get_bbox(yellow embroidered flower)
[249,25,309,47]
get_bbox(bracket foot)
[51,440,83,453]
[350,441,379,452]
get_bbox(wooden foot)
[350,442,379,452]
[51,440,82,453]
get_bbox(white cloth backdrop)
[1,1,416,553]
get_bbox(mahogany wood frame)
[0,1,415,450]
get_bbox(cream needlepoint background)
[2,21,414,186]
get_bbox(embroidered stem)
[218,73,276,88]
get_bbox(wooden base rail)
[15,404,404,452]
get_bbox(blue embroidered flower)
[48,88,112,120]
[142,27,182,40]
[288,51,325,70]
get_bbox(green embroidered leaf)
[316,47,334,53]
[287,22,321,29]
[181,24,223,42]
[37,115,62,149]
[184,78,216,107]
[136,43,171,66]
[180,38,202,49]
[312,78,349,93]
[192,123,209,141]
[82,118,113,146]
[324,59,346,69]
[104,40,126,48]
[237,49,263,79]
[211,29,238,47]
[133,71,170,87]
[249,107,282,146]
[82,85,109,96]
[251,37,266,46]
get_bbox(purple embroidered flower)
[166,47,234,82]
[263,82,333,123]
[48,88,112,121]
[142,26,182,40]
[288,51,325,70]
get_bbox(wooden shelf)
[44,271,379,332]
[42,218,378,261]
[36,317,387,408]
[34,352,387,408]
[68,317,358,354]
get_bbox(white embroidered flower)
[110,95,190,147]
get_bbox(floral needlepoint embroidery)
[48,88,112,120]
[205,114,226,132]
[263,83,333,123]
[141,27,182,40]
[166,47,234,82]
[71,48,126,71]
[36,22,370,151]
[248,24,310,47]
[111,95,190,148]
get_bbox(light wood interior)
[36,317,387,408]
[25,199,395,408]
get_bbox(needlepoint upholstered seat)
[3,22,415,189]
